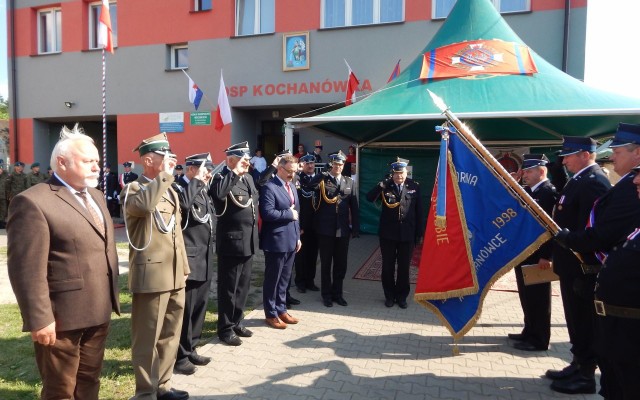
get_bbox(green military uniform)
[26,162,47,188]
[7,162,28,204]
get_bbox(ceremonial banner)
[415,128,551,338]
[419,39,537,80]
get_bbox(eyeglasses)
[281,167,297,174]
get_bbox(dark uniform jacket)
[297,171,317,233]
[365,177,423,243]
[309,172,359,237]
[211,167,259,257]
[552,164,610,277]
[176,176,216,282]
[6,171,27,201]
[523,180,558,263]
[119,171,139,189]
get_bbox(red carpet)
[353,246,421,283]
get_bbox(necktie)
[286,182,294,205]
[76,192,105,235]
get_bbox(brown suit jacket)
[7,175,120,332]
[122,172,189,293]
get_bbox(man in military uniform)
[554,125,640,394]
[101,163,120,217]
[0,161,7,228]
[211,142,259,346]
[174,153,216,375]
[508,154,558,351]
[174,164,184,181]
[121,133,190,400]
[309,150,359,307]
[7,161,28,205]
[294,153,320,293]
[593,165,640,399]
[366,158,423,309]
[119,161,138,189]
[26,162,47,187]
[546,136,611,394]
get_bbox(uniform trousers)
[34,321,110,400]
[217,255,253,339]
[263,250,295,318]
[294,229,319,289]
[558,273,597,373]
[131,289,185,399]
[513,264,551,348]
[380,239,413,303]
[177,279,211,362]
[317,234,350,301]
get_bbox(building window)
[170,44,189,70]
[89,1,118,50]
[194,0,212,11]
[322,0,403,28]
[38,8,62,54]
[433,0,530,19]
[235,0,275,36]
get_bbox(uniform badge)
[238,196,243,202]
[557,205,563,210]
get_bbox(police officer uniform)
[365,159,423,308]
[100,163,120,217]
[510,154,558,351]
[174,153,217,375]
[211,142,259,346]
[174,164,184,181]
[295,153,321,292]
[309,151,359,307]
[119,161,139,189]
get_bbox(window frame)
[37,7,62,54]
[235,0,275,36]
[432,0,530,19]
[193,0,212,12]
[321,0,405,29]
[169,44,189,70]
[88,1,118,51]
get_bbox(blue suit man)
[259,155,302,329]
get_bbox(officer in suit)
[593,165,640,399]
[508,154,558,351]
[211,141,259,346]
[366,158,423,309]
[121,133,190,400]
[26,162,47,187]
[7,124,119,399]
[7,161,28,203]
[545,136,611,394]
[259,154,302,329]
[294,153,321,293]
[309,150,359,307]
[554,125,640,394]
[100,163,120,217]
[174,153,216,375]
[119,161,138,189]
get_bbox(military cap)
[558,136,597,156]
[609,123,640,148]
[133,132,173,157]
[299,152,316,163]
[225,141,250,158]
[184,153,212,167]
[123,162,133,167]
[276,149,292,157]
[14,161,25,167]
[105,162,112,168]
[521,154,550,170]
[329,150,346,164]
[390,157,409,172]
[175,164,184,170]
[31,162,40,168]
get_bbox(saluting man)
[119,161,138,189]
[366,158,423,309]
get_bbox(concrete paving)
[1,228,600,399]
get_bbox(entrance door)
[260,120,284,164]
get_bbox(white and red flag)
[215,72,232,131]
[97,0,114,53]
[344,60,359,106]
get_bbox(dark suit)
[552,164,610,373]
[513,180,558,348]
[309,172,359,302]
[211,168,259,340]
[175,176,216,364]
[366,177,423,303]
[100,170,120,217]
[295,171,320,290]
[259,176,300,318]
[7,174,119,399]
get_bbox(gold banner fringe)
[434,216,447,228]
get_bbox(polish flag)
[97,0,114,53]
[188,78,203,110]
[344,60,359,106]
[215,72,232,131]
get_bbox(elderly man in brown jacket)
[121,133,190,400]
[8,124,119,400]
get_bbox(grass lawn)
[0,260,264,399]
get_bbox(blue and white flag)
[188,78,204,110]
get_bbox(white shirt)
[250,156,267,173]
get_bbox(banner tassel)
[435,216,447,228]
[452,337,460,356]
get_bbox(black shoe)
[545,362,580,380]
[220,334,242,346]
[307,284,320,291]
[173,359,197,375]
[385,299,394,307]
[398,300,408,309]
[233,326,253,338]
[188,352,211,366]
[508,333,526,341]
[550,374,596,394]
[296,286,307,293]
[158,388,189,400]
[323,299,333,307]
[334,297,348,306]
[287,296,301,306]
[513,341,548,352]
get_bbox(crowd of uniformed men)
[7,121,640,399]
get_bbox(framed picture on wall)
[283,31,309,71]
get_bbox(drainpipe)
[9,0,19,161]
[561,0,570,72]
